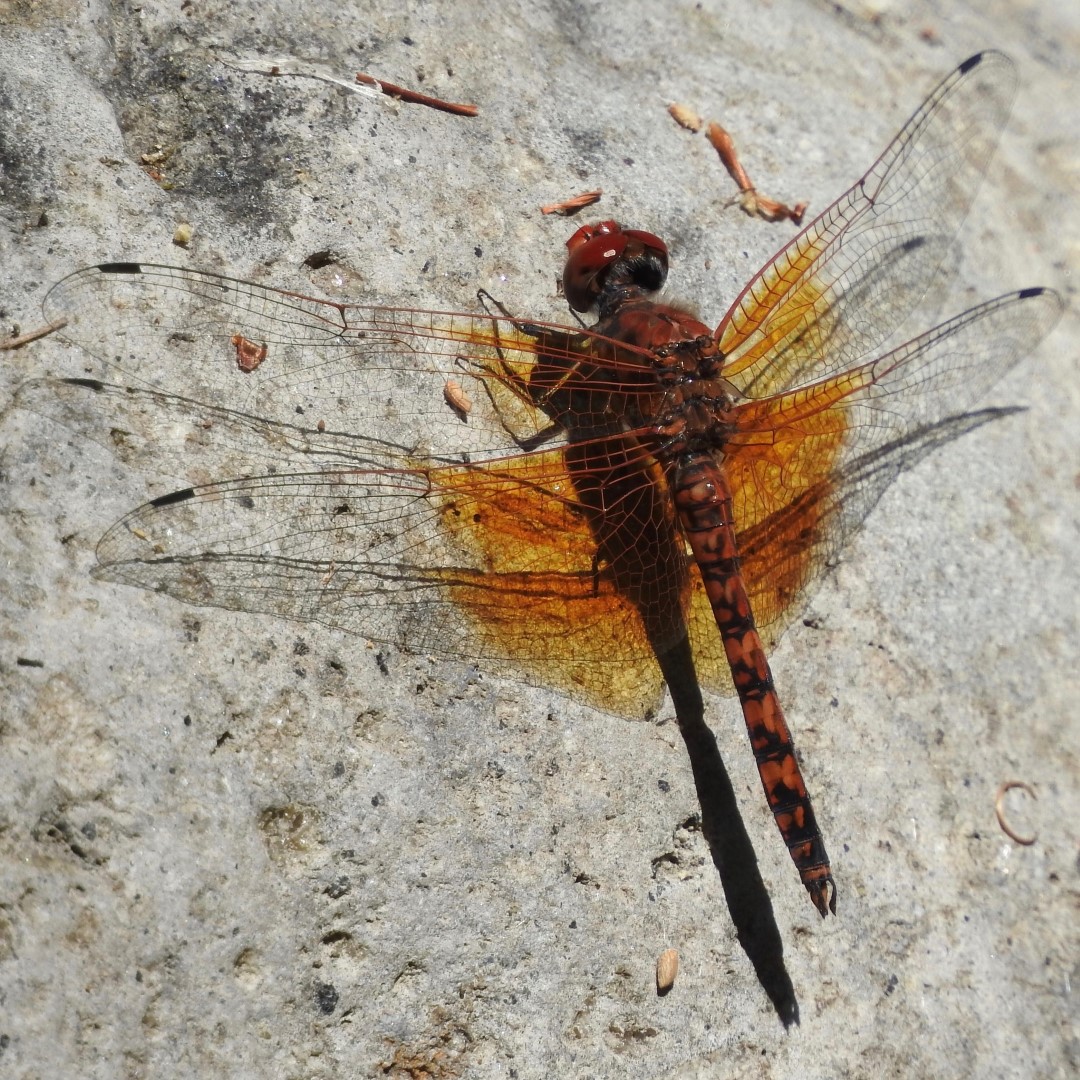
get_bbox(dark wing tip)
[96,262,144,275]
[959,52,984,74]
[1018,285,1056,302]
[150,487,196,508]
[1017,286,1066,328]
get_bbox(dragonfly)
[17,52,1061,917]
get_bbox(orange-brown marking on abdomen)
[673,450,835,916]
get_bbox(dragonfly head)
[563,220,669,314]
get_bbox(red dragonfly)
[19,52,1061,917]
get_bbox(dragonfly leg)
[476,288,588,332]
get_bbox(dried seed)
[443,378,472,420]
[668,102,703,132]
[656,948,679,994]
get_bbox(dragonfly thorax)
[648,380,741,459]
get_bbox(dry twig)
[540,190,603,216]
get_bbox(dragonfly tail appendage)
[674,452,836,917]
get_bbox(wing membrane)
[93,450,668,716]
[716,51,1017,398]
[725,287,1062,635]
[40,262,658,463]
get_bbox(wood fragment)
[706,122,808,225]
[231,334,269,373]
[0,319,67,350]
[219,54,477,116]
[707,123,753,190]
[540,190,603,216]
[355,72,478,116]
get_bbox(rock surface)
[1,1,1077,1077]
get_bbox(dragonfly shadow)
[658,637,800,1027]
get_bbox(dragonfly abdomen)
[673,451,836,916]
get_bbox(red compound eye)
[562,221,668,312]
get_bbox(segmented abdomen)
[673,451,835,916]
